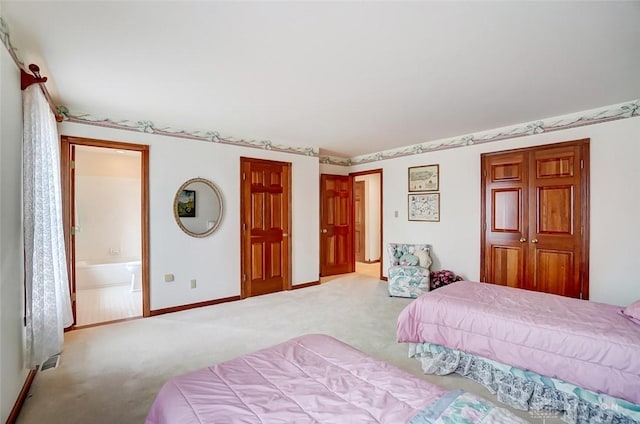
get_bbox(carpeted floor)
[17,272,557,423]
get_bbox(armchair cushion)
[389,265,429,280]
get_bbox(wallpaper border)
[3,16,638,165]
[63,100,639,166]
[0,16,23,66]
[320,100,640,166]
[59,107,319,157]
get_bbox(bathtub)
[75,259,141,291]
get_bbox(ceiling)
[2,1,639,159]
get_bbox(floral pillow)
[430,270,463,290]
[399,253,420,266]
[622,300,640,324]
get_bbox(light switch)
[190,279,197,289]
[164,274,174,282]
[394,210,399,218]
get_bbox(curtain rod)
[20,64,63,122]
[1,16,63,122]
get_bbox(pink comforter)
[145,334,446,423]
[396,281,640,404]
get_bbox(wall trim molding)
[149,296,242,316]
[6,369,37,424]
[291,281,320,290]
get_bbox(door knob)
[519,237,527,242]
[321,229,328,233]
[531,239,539,243]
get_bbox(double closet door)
[481,139,589,299]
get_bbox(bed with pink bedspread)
[145,334,527,424]
[396,281,640,423]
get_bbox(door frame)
[239,156,292,298]
[354,180,366,263]
[60,135,151,327]
[480,138,590,299]
[349,169,383,280]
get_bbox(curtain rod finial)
[21,64,48,90]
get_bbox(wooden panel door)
[320,174,354,276]
[528,145,584,298]
[482,152,528,288]
[241,157,291,297]
[354,181,365,263]
[481,140,589,299]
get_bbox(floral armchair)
[387,243,432,298]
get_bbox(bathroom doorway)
[61,136,150,328]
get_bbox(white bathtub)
[75,260,141,291]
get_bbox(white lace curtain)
[23,84,73,369]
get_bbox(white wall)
[320,163,349,175]
[351,117,640,307]
[75,148,141,264]
[0,45,28,422]
[59,122,320,310]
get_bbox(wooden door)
[482,152,528,289]
[354,181,365,263]
[240,157,291,297]
[320,174,354,276]
[481,139,589,299]
[528,144,585,298]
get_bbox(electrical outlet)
[164,274,174,282]
[190,279,197,289]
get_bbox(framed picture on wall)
[408,193,440,222]
[408,164,439,192]
[177,189,196,217]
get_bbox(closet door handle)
[531,239,539,244]
[519,237,527,242]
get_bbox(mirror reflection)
[174,178,223,237]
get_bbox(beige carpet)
[17,273,558,423]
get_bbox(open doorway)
[352,170,382,279]
[319,169,383,281]
[61,136,150,328]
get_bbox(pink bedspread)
[396,281,640,404]
[145,334,447,423]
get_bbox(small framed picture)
[177,189,196,217]
[408,164,439,192]
[408,193,440,222]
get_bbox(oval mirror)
[173,178,223,238]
